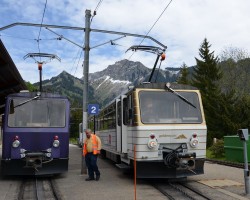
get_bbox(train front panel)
[1,92,70,176]
[126,86,207,178]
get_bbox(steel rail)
[18,178,60,200]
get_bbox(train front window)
[139,91,202,124]
[8,98,66,127]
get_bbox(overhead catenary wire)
[138,0,173,46]
[73,49,83,77]
[70,48,82,75]
[0,33,36,41]
[45,27,85,77]
[37,0,48,62]
[11,1,170,81]
[121,0,173,80]
[90,0,104,24]
[0,33,62,41]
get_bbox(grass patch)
[206,149,226,160]
[206,149,213,158]
[70,138,78,145]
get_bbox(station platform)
[54,144,250,200]
[54,144,166,200]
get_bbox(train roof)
[134,82,198,90]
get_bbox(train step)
[115,163,130,170]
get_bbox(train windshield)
[8,98,66,127]
[139,91,202,124]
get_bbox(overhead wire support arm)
[0,22,85,31]
[0,22,167,50]
[45,27,84,49]
[91,35,126,49]
[91,28,167,50]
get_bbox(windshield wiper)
[165,84,196,108]
[14,92,41,108]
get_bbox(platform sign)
[88,104,99,115]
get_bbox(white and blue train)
[87,82,207,178]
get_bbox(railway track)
[18,177,62,200]
[150,159,250,200]
[153,181,213,200]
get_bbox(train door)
[121,95,127,154]
[116,99,122,153]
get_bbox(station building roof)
[0,39,27,115]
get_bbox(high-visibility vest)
[83,134,100,156]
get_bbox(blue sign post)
[88,104,99,134]
[88,104,99,115]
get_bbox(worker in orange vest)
[83,129,102,181]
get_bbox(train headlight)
[148,140,157,149]
[190,138,199,148]
[147,133,158,149]
[12,136,20,148]
[12,140,20,148]
[53,135,60,147]
[53,140,60,148]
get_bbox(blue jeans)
[85,153,100,178]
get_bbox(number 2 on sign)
[91,106,96,114]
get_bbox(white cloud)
[1,0,250,83]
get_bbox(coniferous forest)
[178,38,250,146]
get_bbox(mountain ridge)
[32,57,250,108]
[34,59,180,107]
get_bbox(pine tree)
[192,38,222,91]
[177,62,189,85]
[25,81,38,92]
[192,38,223,146]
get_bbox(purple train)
[1,91,70,176]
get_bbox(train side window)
[123,95,133,125]
[117,101,121,126]
[123,98,129,125]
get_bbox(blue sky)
[0,0,250,83]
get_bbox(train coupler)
[23,152,45,169]
[163,150,196,170]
